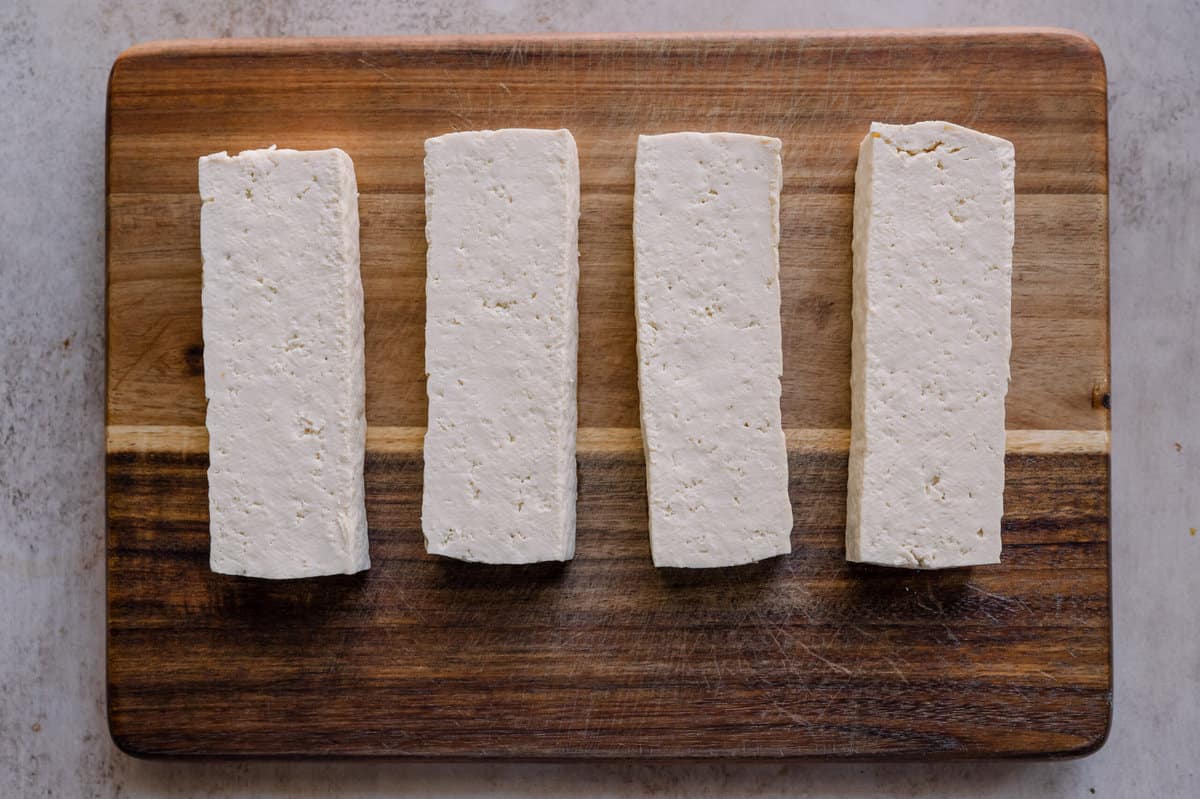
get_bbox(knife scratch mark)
[357,56,401,85]
[797,640,852,676]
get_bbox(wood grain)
[106,30,1111,759]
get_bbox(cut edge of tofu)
[846,131,876,566]
[555,130,581,563]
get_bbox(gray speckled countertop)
[2,0,1197,795]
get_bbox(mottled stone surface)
[1,0,1196,795]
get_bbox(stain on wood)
[106,30,1110,759]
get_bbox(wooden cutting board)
[106,30,1111,759]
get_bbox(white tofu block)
[848,121,1015,569]
[422,129,579,563]
[634,132,793,568]
[200,146,368,579]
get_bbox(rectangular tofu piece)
[634,132,793,568]
[422,129,579,563]
[848,121,1015,569]
[200,146,368,578]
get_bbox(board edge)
[107,27,1109,62]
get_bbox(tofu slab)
[200,146,368,578]
[422,129,579,563]
[848,121,1015,569]
[634,132,793,568]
